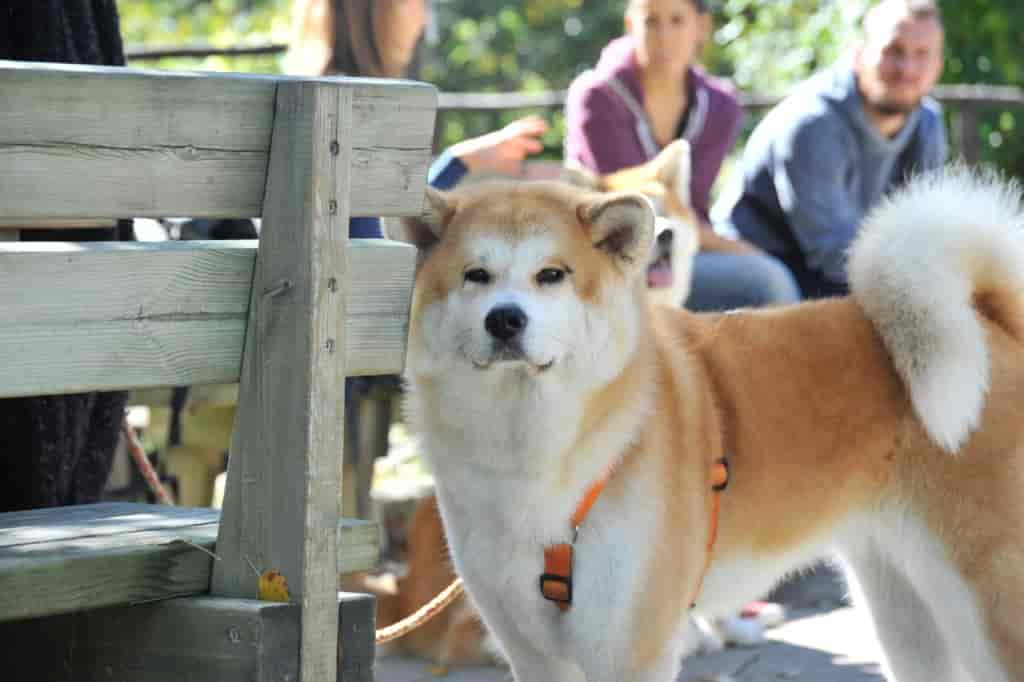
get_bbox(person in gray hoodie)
[716,0,947,299]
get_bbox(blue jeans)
[685,251,801,312]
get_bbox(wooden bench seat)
[0,503,378,623]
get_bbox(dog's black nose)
[485,305,528,342]
[657,229,674,246]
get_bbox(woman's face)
[626,0,710,77]
[374,0,428,76]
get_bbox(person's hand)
[448,115,549,177]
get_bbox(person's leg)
[684,251,801,312]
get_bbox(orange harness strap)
[690,457,729,608]
[540,457,729,612]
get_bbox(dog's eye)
[464,268,491,285]
[536,268,566,286]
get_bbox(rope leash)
[120,414,175,505]
[374,577,465,643]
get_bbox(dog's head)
[562,140,698,307]
[386,182,655,388]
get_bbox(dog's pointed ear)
[560,162,602,190]
[652,139,691,191]
[578,192,655,275]
[382,187,453,250]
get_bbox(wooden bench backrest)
[0,61,431,219]
[0,61,435,397]
[0,60,437,682]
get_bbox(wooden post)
[211,81,350,682]
[951,104,982,165]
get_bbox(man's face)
[855,13,944,116]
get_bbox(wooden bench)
[0,60,436,681]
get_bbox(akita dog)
[385,168,1024,682]
[361,141,701,668]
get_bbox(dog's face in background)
[645,216,694,307]
[562,139,698,307]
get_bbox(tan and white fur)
[386,167,1024,682]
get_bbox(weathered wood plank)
[211,81,349,682]
[0,517,218,623]
[0,60,436,219]
[0,503,379,623]
[0,218,117,229]
[0,238,415,397]
[0,597,300,682]
[344,238,418,376]
[0,592,376,682]
[0,502,218,547]
[338,592,377,682]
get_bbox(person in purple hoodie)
[566,0,800,312]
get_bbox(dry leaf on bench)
[258,569,290,602]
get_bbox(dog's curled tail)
[849,166,1024,454]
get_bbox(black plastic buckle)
[539,573,573,605]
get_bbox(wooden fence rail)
[434,85,1023,165]
[124,43,1021,163]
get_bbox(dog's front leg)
[489,617,585,682]
[508,652,586,682]
[574,640,681,682]
[467,591,585,682]
[488,622,585,682]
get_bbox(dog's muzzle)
[476,304,552,371]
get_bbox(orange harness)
[540,457,730,611]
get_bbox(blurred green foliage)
[937,0,1023,176]
[119,0,291,72]
[119,0,1022,174]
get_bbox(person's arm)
[349,216,382,239]
[427,149,469,190]
[773,116,861,284]
[428,116,548,191]
[565,80,641,174]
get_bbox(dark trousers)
[777,253,851,300]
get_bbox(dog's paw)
[690,614,727,654]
